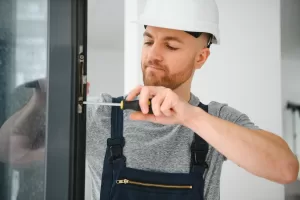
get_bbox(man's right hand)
[0,78,47,166]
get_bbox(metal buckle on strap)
[107,137,125,162]
[191,142,208,169]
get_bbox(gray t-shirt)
[86,92,260,200]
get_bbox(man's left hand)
[126,85,198,125]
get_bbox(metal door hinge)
[78,45,86,114]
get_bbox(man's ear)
[195,48,210,69]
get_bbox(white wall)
[124,0,284,200]
[124,0,145,93]
[87,0,124,97]
[87,48,124,97]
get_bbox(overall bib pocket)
[113,178,195,200]
[110,167,202,200]
[116,178,193,189]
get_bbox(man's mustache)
[144,63,167,72]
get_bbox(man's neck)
[173,86,191,103]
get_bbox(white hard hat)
[134,0,220,45]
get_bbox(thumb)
[130,112,155,121]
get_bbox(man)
[86,0,298,200]
[0,1,298,200]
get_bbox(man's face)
[141,26,209,90]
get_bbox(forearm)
[0,109,23,162]
[12,92,46,141]
[184,106,299,184]
[0,92,45,164]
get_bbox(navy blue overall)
[100,96,209,200]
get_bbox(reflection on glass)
[0,0,48,199]
[15,0,47,87]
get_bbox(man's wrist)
[182,105,207,128]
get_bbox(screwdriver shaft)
[83,101,121,106]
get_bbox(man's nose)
[147,44,163,63]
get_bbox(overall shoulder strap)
[198,101,208,113]
[100,96,125,200]
[191,101,209,172]
[107,96,125,162]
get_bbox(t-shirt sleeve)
[214,103,261,161]
[219,104,261,131]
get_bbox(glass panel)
[0,0,48,199]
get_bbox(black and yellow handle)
[120,100,153,114]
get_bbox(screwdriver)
[83,99,153,114]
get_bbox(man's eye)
[166,45,178,51]
[144,41,153,45]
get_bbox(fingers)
[160,99,173,117]
[151,93,165,116]
[158,89,174,117]
[141,87,173,117]
[126,85,161,114]
[126,85,175,116]
[139,87,155,114]
[126,85,143,101]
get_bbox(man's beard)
[141,62,194,90]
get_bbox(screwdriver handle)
[121,100,153,114]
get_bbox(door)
[0,0,87,199]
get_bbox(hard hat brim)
[131,18,220,45]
